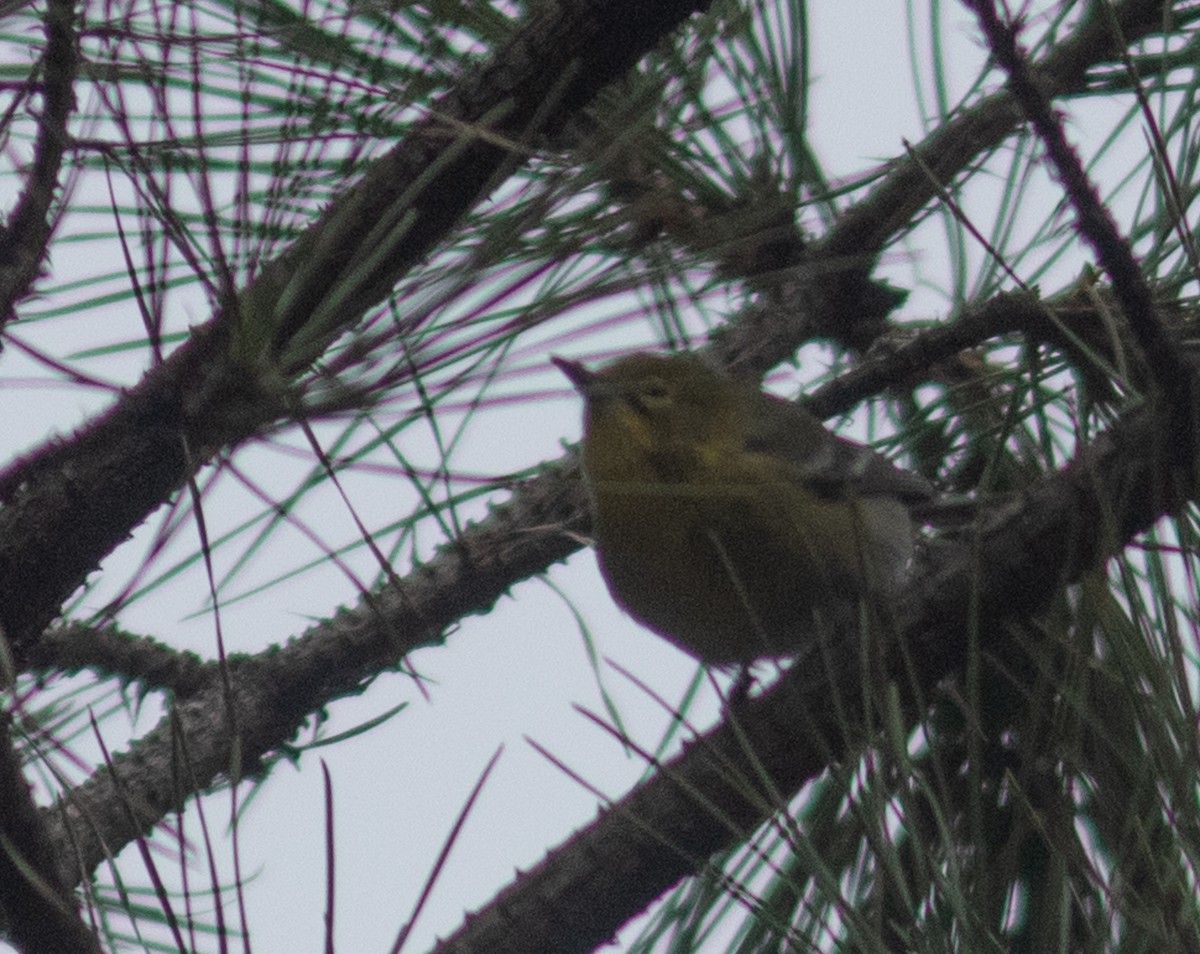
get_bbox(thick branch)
[0,0,78,329]
[43,458,587,885]
[0,323,277,652]
[244,0,713,370]
[28,623,212,698]
[0,710,102,954]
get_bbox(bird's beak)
[550,355,597,394]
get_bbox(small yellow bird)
[553,352,934,664]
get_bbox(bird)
[553,351,934,665]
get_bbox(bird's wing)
[743,391,934,504]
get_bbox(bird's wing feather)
[742,391,934,503]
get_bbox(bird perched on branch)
[553,352,934,665]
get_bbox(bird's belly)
[593,488,854,664]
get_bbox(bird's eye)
[629,376,671,415]
[642,378,669,400]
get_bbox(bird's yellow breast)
[585,435,889,663]
[558,350,923,666]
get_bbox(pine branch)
[0,0,78,329]
[431,388,1194,954]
